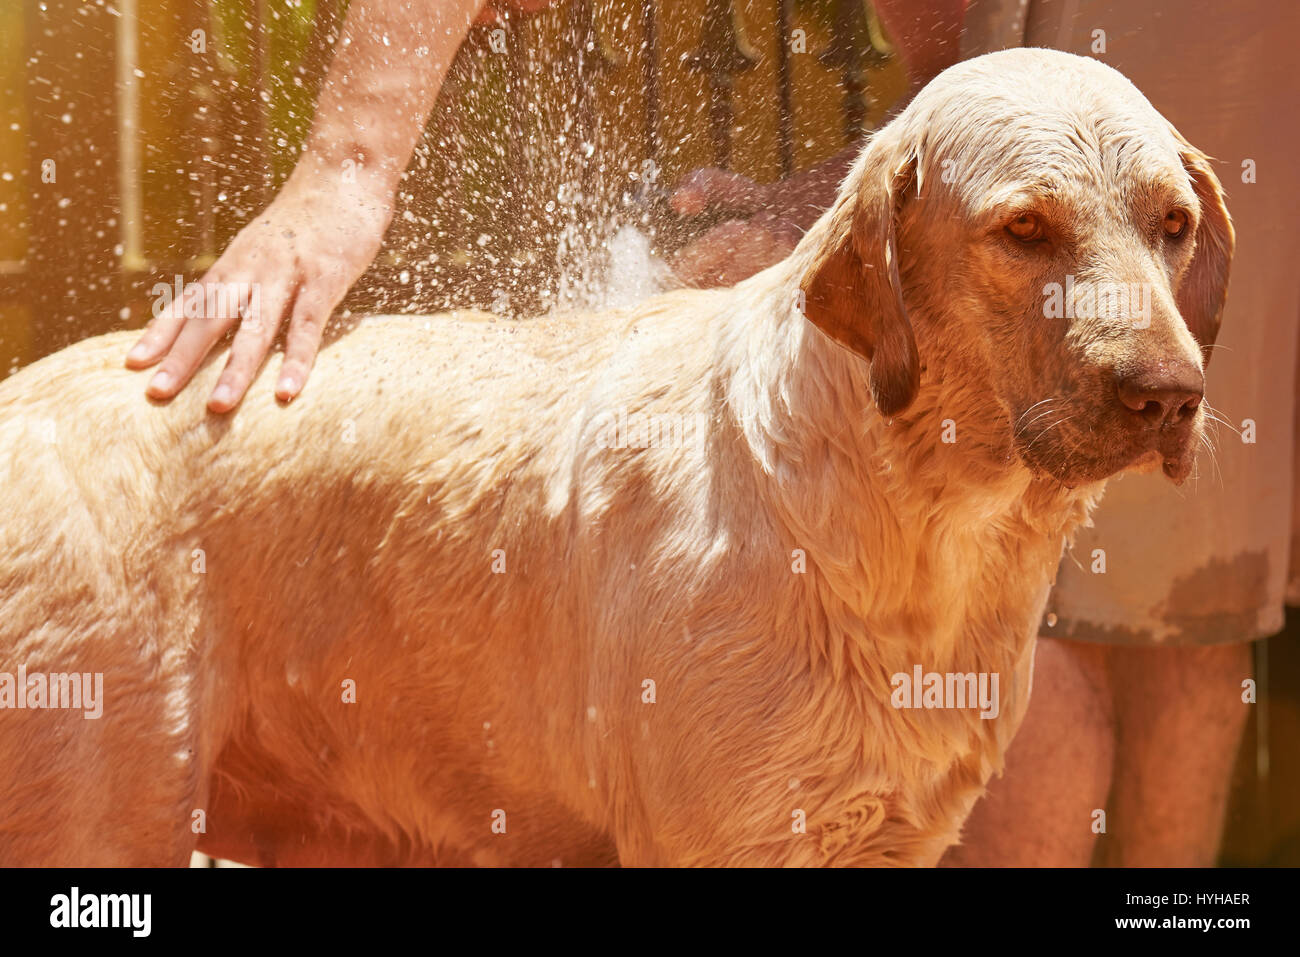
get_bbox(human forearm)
[289,0,487,201]
[128,0,490,410]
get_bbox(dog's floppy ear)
[1170,127,1234,364]
[798,135,921,416]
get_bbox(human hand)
[125,175,391,411]
[668,168,800,288]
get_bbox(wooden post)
[22,0,124,358]
[686,0,757,169]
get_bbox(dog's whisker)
[1197,431,1225,489]
[1015,407,1060,438]
[1022,413,1077,457]
[1013,397,1058,436]
[1200,404,1239,438]
[1013,402,1064,443]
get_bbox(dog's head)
[799,48,1233,486]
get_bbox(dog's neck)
[719,255,1104,666]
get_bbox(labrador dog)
[0,49,1231,866]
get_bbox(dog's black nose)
[1115,363,1204,426]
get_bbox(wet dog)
[0,49,1230,865]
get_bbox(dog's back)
[0,298,768,866]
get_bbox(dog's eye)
[1005,213,1044,242]
[1163,209,1189,238]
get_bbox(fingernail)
[127,343,150,362]
[149,371,172,393]
[277,375,297,396]
[211,384,233,407]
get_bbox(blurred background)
[0,0,908,366]
[0,0,1294,865]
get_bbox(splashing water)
[555,222,678,313]
[2,3,731,373]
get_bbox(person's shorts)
[962,0,1300,644]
